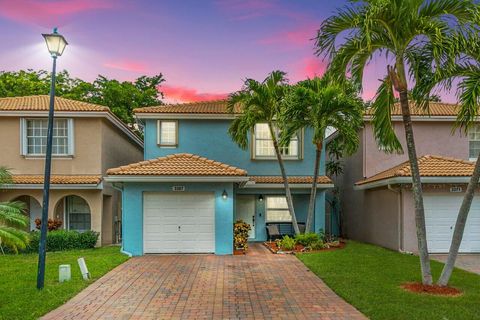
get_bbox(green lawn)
[0,246,129,320]
[298,241,480,320]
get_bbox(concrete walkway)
[43,244,365,319]
[431,254,480,274]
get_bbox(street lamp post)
[37,28,68,290]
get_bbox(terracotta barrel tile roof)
[365,102,461,116]
[356,155,475,185]
[107,153,247,176]
[10,175,102,185]
[249,176,332,184]
[134,100,241,114]
[0,95,109,112]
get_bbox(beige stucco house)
[0,95,143,245]
[337,102,480,254]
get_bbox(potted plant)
[233,220,251,255]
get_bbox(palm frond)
[0,201,28,228]
[371,77,403,153]
[0,227,30,253]
[0,166,13,185]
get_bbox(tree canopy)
[0,70,165,125]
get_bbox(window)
[65,196,91,232]
[157,120,178,146]
[266,196,292,222]
[21,118,73,156]
[469,124,480,160]
[253,123,300,159]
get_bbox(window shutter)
[67,119,75,156]
[20,118,27,155]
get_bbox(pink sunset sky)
[0,0,457,104]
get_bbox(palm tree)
[417,31,480,286]
[315,0,476,285]
[228,70,301,235]
[0,167,29,253]
[280,76,364,233]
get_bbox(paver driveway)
[43,244,365,319]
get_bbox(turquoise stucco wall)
[144,119,326,176]
[121,182,234,256]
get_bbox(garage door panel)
[143,192,215,254]
[424,194,480,253]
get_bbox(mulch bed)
[263,240,346,254]
[401,282,463,297]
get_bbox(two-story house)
[0,96,143,245]
[106,100,333,255]
[337,102,480,254]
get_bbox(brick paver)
[42,244,366,319]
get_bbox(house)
[337,102,480,253]
[106,100,333,255]
[0,95,143,245]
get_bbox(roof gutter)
[3,182,103,190]
[354,176,474,190]
[242,182,335,189]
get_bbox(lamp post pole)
[37,28,67,290]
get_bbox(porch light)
[42,27,68,57]
[222,190,228,199]
[259,195,264,202]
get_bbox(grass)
[297,241,480,320]
[0,246,129,320]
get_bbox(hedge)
[22,230,99,253]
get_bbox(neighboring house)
[0,95,143,245]
[337,102,480,254]
[106,100,333,255]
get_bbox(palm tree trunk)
[398,89,433,285]
[268,123,300,235]
[438,152,480,286]
[305,142,322,233]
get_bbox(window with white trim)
[469,124,480,160]
[253,123,300,159]
[157,120,178,146]
[266,196,292,222]
[21,118,73,156]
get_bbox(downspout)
[387,184,404,252]
[111,182,132,257]
[362,127,367,178]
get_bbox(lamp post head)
[42,27,68,57]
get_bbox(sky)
[0,0,457,104]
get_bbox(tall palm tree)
[228,70,301,235]
[280,76,364,233]
[315,0,476,285]
[0,167,29,253]
[417,31,480,286]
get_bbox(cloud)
[290,57,327,81]
[215,0,306,21]
[104,60,148,73]
[259,24,318,48]
[0,0,115,26]
[160,85,229,103]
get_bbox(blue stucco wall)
[144,119,326,176]
[121,182,234,256]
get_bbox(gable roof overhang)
[3,175,103,190]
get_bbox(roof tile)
[134,100,241,114]
[365,102,461,116]
[10,175,102,185]
[249,176,332,184]
[0,95,109,112]
[355,155,475,185]
[107,153,247,176]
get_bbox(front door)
[236,195,255,240]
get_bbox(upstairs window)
[157,120,178,147]
[253,123,300,159]
[266,196,292,222]
[469,124,480,160]
[21,118,73,156]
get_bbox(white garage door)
[143,192,215,253]
[424,194,480,253]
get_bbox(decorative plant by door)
[234,220,251,251]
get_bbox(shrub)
[277,235,296,251]
[234,220,251,250]
[309,240,327,250]
[23,230,99,253]
[295,232,320,246]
